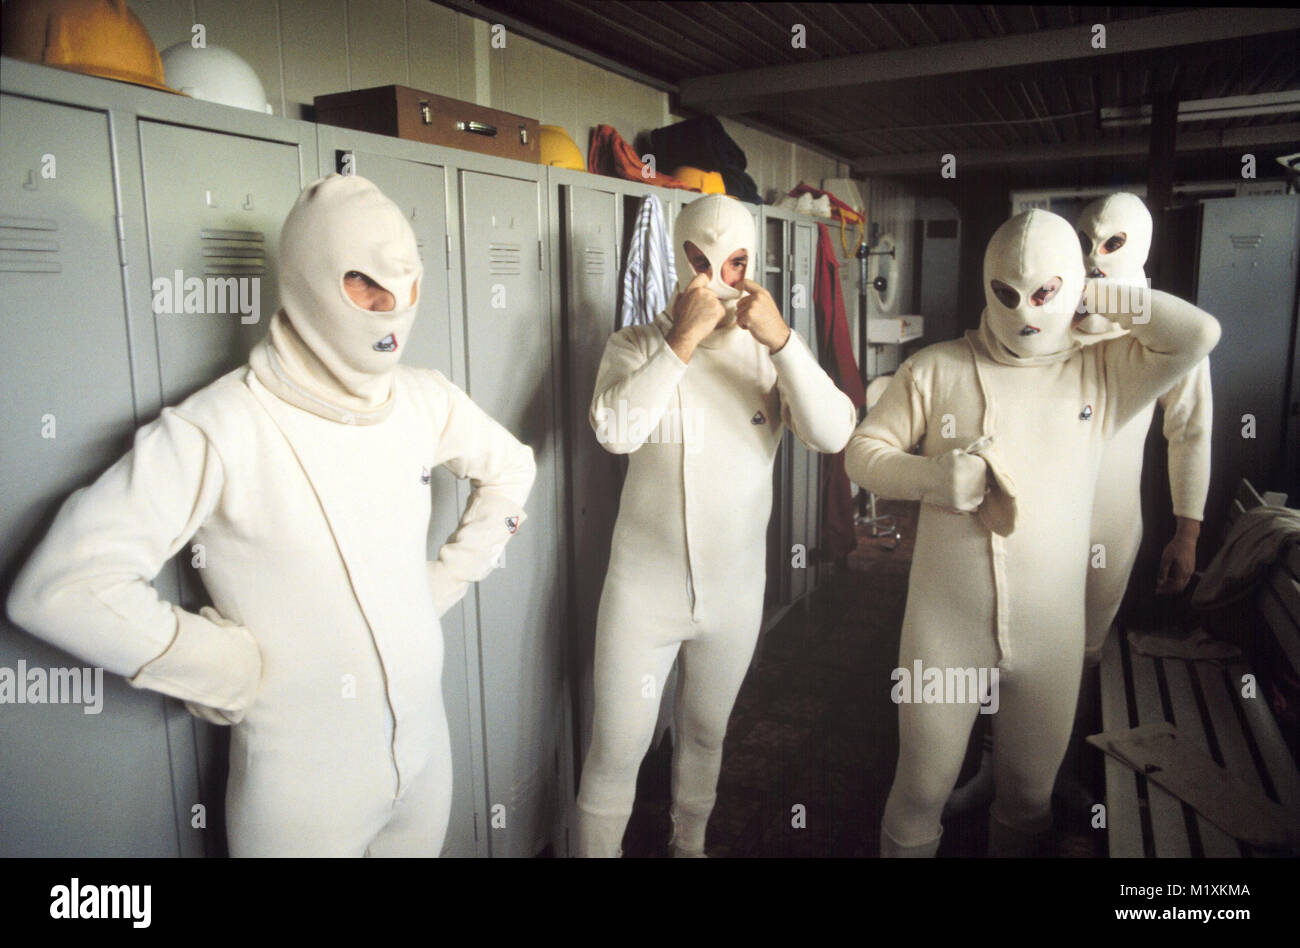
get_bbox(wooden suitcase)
[314,85,540,163]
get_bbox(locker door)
[137,122,302,406]
[458,171,564,856]
[766,219,791,612]
[137,122,304,854]
[338,152,482,858]
[786,222,815,602]
[792,221,819,594]
[1195,195,1300,535]
[0,95,179,856]
[560,183,620,768]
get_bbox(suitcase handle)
[455,119,498,137]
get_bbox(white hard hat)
[161,42,273,114]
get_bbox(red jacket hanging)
[813,223,865,560]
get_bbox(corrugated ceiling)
[448,2,1300,180]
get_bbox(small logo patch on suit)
[505,516,519,534]
[420,466,432,485]
[751,411,766,426]
[373,333,398,352]
[1079,404,1093,421]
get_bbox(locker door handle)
[456,119,498,137]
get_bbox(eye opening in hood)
[1029,277,1062,306]
[990,279,1020,309]
[340,269,419,313]
[1100,233,1127,254]
[683,240,712,279]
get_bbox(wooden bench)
[1098,478,1300,857]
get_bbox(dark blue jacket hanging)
[647,116,761,204]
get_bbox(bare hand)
[736,279,791,352]
[1156,522,1199,595]
[667,272,726,362]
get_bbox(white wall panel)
[193,0,285,115]
[281,0,349,120]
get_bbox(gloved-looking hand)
[178,606,261,726]
[925,449,989,513]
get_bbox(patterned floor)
[620,498,1105,858]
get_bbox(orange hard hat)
[672,166,725,195]
[539,125,585,170]
[2,0,178,93]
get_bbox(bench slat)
[1162,659,1242,856]
[1195,662,1274,855]
[1226,660,1300,814]
[1098,631,1144,857]
[1236,480,1265,511]
[1260,579,1300,680]
[1129,650,1193,857]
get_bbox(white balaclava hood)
[1074,192,1152,335]
[980,209,1085,362]
[257,174,423,421]
[671,193,755,332]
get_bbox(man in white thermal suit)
[946,192,1215,816]
[846,209,1220,857]
[1075,191,1212,655]
[6,174,537,857]
[575,193,856,857]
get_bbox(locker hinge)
[473,811,479,841]
[445,233,452,271]
[538,240,543,270]
[114,214,127,265]
[787,251,794,274]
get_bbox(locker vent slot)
[0,215,61,272]
[200,228,266,276]
[488,241,522,275]
[582,247,606,275]
[1229,233,1263,250]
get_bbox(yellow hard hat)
[2,0,178,94]
[539,125,585,170]
[673,166,725,195]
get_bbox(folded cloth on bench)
[1127,628,1241,662]
[1087,722,1296,851]
[1192,505,1300,608]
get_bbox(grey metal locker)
[137,122,301,406]
[558,182,622,774]
[0,94,179,856]
[761,212,792,613]
[790,220,818,598]
[458,169,565,856]
[1195,195,1300,530]
[317,147,484,858]
[135,122,307,856]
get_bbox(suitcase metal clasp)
[456,120,498,137]
[419,100,432,125]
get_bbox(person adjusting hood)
[250,173,423,423]
[845,204,1219,859]
[577,193,855,857]
[669,192,755,331]
[980,209,1086,362]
